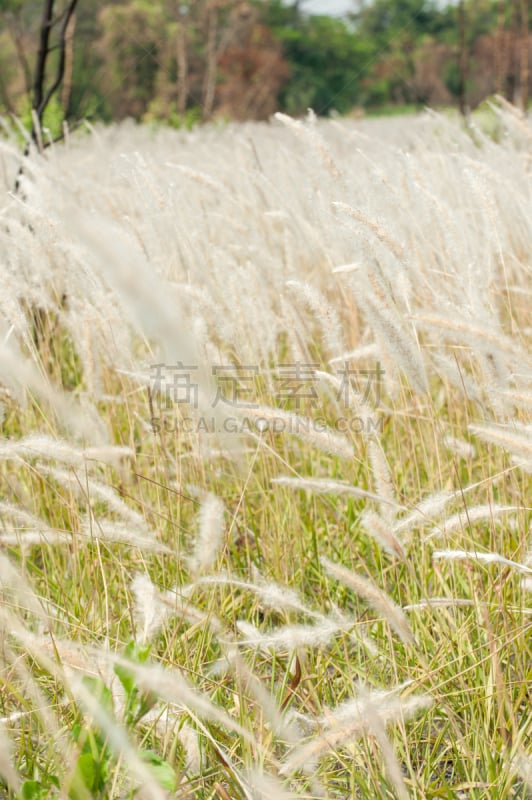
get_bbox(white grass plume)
[0,435,80,465]
[333,201,404,261]
[245,771,299,799]
[235,617,346,652]
[275,112,341,177]
[433,549,532,575]
[0,551,46,621]
[393,490,460,539]
[82,517,170,553]
[272,475,403,509]
[70,209,213,406]
[332,262,361,274]
[426,504,521,542]
[329,343,380,364]
[0,434,133,467]
[315,368,380,437]
[189,572,378,653]
[107,656,259,749]
[139,582,224,636]
[45,466,150,533]
[403,597,478,611]
[187,493,226,576]
[0,501,48,530]
[0,341,107,443]
[0,529,73,548]
[240,404,354,459]
[188,572,318,616]
[166,162,232,196]
[131,574,169,644]
[512,752,532,794]
[177,720,202,774]
[367,439,397,522]
[359,686,409,800]
[366,299,428,394]
[280,687,432,775]
[321,557,414,644]
[412,312,518,355]
[522,534,532,593]
[442,434,476,459]
[469,422,532,463]
[0,725,21,794]
[361,510,405,559]
[221,647,301,742]
[285,280,343,355]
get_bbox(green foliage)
[97,0,166,120]
[0,0,525,126]
[0,0,24,10]
[113,641,158,728]
[139,752,177,793]
[19,95,65,141]
[20,776,60,800]
[68,678,113,799]
[143,99,202,130]
[352,0,443,40]
[18,643,176,800]
[258,2,374,115]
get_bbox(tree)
[31,0,79,148]
[165,0,191,115]
[1,1,33,97]
[217,3,290,119]
[0,1,36,115]
[257,1,372,115]
[457,0,469,115]
[97,1,171,120]
[0,0,528,126]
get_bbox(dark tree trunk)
[457,0,469,117]
[32,0,80,150]
[520,0,529,111]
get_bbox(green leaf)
[115,640,152,696]
[141,750,177,792]
[68,752,102,800]
[114,661,135,696]
[76,753,98,790]
[136,690,158,721]
[20,775,60,799]
[81,676,114,713]
[21,782,47,800]
[125,639,152,664]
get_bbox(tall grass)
[0,105,530,798]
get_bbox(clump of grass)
[0,106,531,798]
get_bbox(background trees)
[0,0,530,126]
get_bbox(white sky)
[299,0,458,12]
[300,0,353,15]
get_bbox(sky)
[299,0,353,16]
[299,0,458,12]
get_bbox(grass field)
[0,104,531,799]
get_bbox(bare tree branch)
[38,0,80,120]
[33,0,56,122]
[457,0,469,117]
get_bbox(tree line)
[0,0,530,136]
